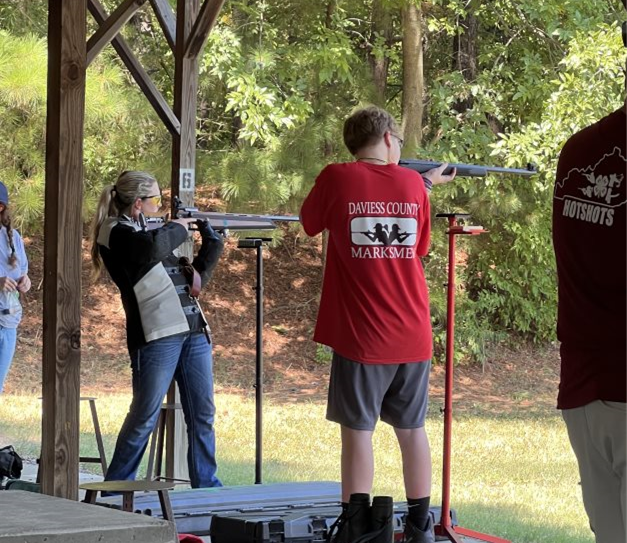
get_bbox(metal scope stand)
[435,213,510,543]
[237,237,273,485]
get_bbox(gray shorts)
[326,352,431,431]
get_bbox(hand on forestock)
[193,219,224,284]
[424,162,457,185]
[195,219,223,244]
[0,276,17,292]
[17,275,31,293]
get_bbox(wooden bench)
[79,480,175,522]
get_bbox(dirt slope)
[9,227,561,415]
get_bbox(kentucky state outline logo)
[554,147,626,227]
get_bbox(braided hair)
[0,206,17,268]
[89,171,158,280]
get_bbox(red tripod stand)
[434,213,510,543]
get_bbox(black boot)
[403,515,435,543]
[327,493,371,543]
[368,496,394,543]
[349,496,394,543]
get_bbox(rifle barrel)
[185,210,300,223]
[172,209,300,232]
[170,196,300,231]
[398,159,537,177]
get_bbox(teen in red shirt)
[301,106,455,543]
[302,160,432,364]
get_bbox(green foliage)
[198,3,364,214]
[213,144,305,211]
[0,31,167,233]
[432,23,625,347]
[0,1,624,359]
[315,344,333,365]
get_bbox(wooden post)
[41,0,87,500]
[166,0,201,481]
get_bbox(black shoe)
[403,516,435,543]
[352,496,393,543]
[327,493,371,543]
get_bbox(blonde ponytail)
[90,171,159,281]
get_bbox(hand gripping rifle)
[398,159,537,178]
[146,196,300,233]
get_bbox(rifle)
[398,159,537,178]
[145,196,300,232]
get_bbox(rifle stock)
[398,159,537,178]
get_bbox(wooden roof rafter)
[185,0,225,59]
[86,0,148,65]
[149,0,176,52]
[87,0,180,135]
[85,0,225,135]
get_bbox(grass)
[0,392,592,543]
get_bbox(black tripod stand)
[238,237,272,484]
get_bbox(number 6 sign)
[179,168,195,193]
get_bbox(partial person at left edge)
[89,170,224,488]
[0,181,31,394]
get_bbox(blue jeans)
[0,326,17,393]
[105,332,222,487]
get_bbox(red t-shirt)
[300,161,432,364]
[552,108,627,409]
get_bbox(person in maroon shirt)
[301,106,455,543]
[552,41,626,540]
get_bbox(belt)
[183,304,202,316]
[175,284,190,295]
[0,307,19,315]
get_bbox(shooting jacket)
[97,215,223,353]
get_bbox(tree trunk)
[401,2,424,153]
[325,0,337,28]
[230,1,251,146]
[451,3,504,133]
[369,0,393,106]
[452,8,478,114]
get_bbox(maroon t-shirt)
[300,162,432,364]
[552,108,627,409]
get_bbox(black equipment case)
[97,481,457,540]
[97,481,342,536]
[209,501,458,543]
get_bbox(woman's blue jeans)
[0,326,17,393]
[105,331,222,487]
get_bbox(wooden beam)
[88,0,180,136]
[149,0,176,52]
[42,0,87,500]
[86,0,147,66]
[166,0,201,481]
[184,0,226,60]
[171,0,200,211]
